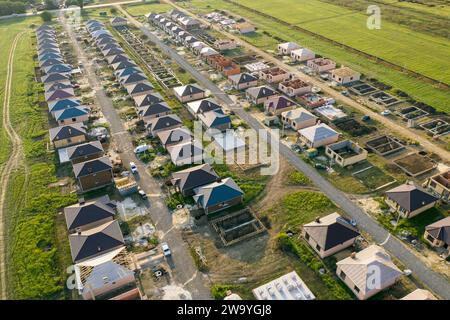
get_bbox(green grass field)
[182,0,450,113]
[236,0,450,84]
[124,2,173,16]
[0,17,78,299]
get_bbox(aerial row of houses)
[38,25,113,194]
[90,18,244,216]
[37,24,140,300]
[277,41,360,85]
[148,10,241,77]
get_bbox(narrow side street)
[61,13,211,299]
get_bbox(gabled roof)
[281,107,316,122]
[425,216,450,245]
[229,72,257,84]
[102,47,125,57]
[45,88,75,102]
[147,114,182,132]
[336,245,403,296]
[66,141,104,161]
[48,98,81,113]
[167,141,204,163]
[72,156,113,178]
[44,64,72,74]
[38,52,62,61]
[69,221,124,263]
[173,84,205,97]
[120,72,147,84]
[385,184,438,213]
[298,123,338,143]
[246,86,277,99]
[39,58,64,67]
[401,289,437,301]
[138,101,171,117]
[54,106,90,121]
[171,163,218,193]
[49,123,86,141]
[134,92,164,108]
[125,81,154,96]
[115,67,142,78]
[96,37,116,46]
[193,177,243,208]
[100,42,121,52]
[303,212,359,251]
[291,48,314,56]
[106,54,130,65]
[198,109,231,128]
[41,72,70,83]
[64,196,115,231]
[186,99,221,114]
[265,96,295,110]
[45,81,73,93]
[157,126,192,146]
[112,60,137,71]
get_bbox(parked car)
[134,144,150,154]
[361,115,371,122]
[161,242,171,257]
[381,110,391,116]
[130,162,138,174]
[138,187,148,200]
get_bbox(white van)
[134,144,150,154]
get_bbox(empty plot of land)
[334,118,376,137]
[210,208,266,246]
[399,106,428,120]
[366,135,405,156]
[350,82,378,96]
[420,119,450,137]
[394,153,436,177]
[369,91,401,106]
[352,166,396,191]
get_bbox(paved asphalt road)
[61,14,211,300]
[120,9,450,300]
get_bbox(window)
[354,285,360,293]
[305,232,310,240]
[426,234,435,242]
[429,181,437,188]
[72,118,76,122]
[340,271,346,280]
[67,138,72,143]
[315,244,321,252]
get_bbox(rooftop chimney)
[76,228,82,235]
[315,216,321,223]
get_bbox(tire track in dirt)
[0,31,25,300]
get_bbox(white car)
[161,242,171,257]
[130,162,138,174]
[381,110,391,116]
[134,144,150,154]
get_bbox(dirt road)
[0,31,25,300]
[162,0,450,163]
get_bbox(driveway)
[61,13,211,300]
[120,7,450,299]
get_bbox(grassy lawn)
[236,0,450,84]
[213,164,269,205]
[184,0,450,113]
[124,1,173,16]
[378,206,449,239]
[267,190,338,231]
[0,18,78,299]
[352,165,396,191]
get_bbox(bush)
[211,284,235,300]
[288,171,310,185]
[40,11,52,22]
